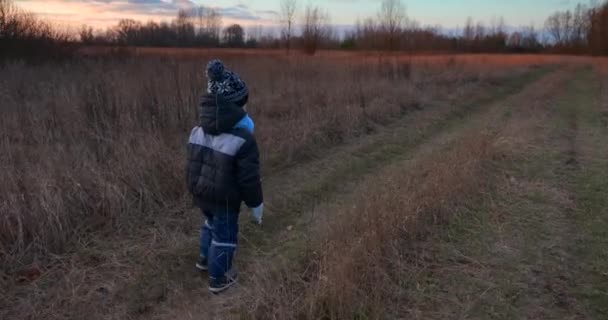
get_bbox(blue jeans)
[200,209,239,279]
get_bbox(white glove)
[250,204,264,225]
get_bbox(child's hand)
[250,204,264,225]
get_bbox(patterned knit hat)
[206,59,249,107]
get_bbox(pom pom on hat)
[206,59,226,81]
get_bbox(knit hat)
[206,59,249,107]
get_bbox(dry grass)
[594,58,608,116]
[0,52,534,271]
[236,66,573,320]
[0,51,581,319]
[242,127,500,319]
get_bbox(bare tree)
[247,24,264,42]
[0,0,38,40]
[280,0,297,54]
[223,24,244,47]
[354,17,381,50]
[474,22,486,40]
[545,12,563,44]
[0,0,17,38]
[489,16,506,36]
[522,24,540,50]
[194,6,205,35]
[545,9,578,46]
[1,0,75,59]
[463,17,475,41]
[378,0,406,50]
[115,19,141,45]
[194,6,222,45]
[0,0,10,34]
[206,8,222,44]
[79,25,94,44]
[301,4,330,55]
[560,10,574,43]
[588,2,608,55]
[175,9,195,46]
[572,3,589,46]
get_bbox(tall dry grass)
[0,51,530,275]
[240,127,499,319]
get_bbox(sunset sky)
[14,0,575,32]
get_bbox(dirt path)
[399,66,608,320]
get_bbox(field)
[1,50,607,319]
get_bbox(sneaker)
[195,256,208,271]
[208,273,238,294]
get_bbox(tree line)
[0,0,75,59]
[1,0,607,59]
[79,7,228,48]
[343,0,607,55]
[544,2,608,55]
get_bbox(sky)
[14,0,577,33]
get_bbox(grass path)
[144,67,573,319]
[0,65,564,320]
[567,67,608,318]
[399,66,608,319]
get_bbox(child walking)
[186,59,263,294]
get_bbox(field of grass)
[1,51,607,319]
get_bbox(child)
[186,60,264,294]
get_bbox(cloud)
[15,0,277,27]
[96,0,196,17]
[217,5,263,21]
[256,10,279,17]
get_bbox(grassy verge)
[574,144,608,318]
[393,66,608,319]
[569,68,608,318]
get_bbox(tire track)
[150,67,572,319]
[398,66,591,319]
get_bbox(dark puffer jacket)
[186,94,263,213]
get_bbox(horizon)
[15,0,577,34]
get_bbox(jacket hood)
[199,94,246,135]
